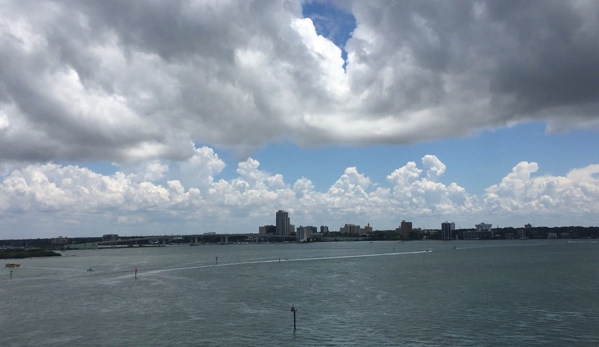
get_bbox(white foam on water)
[131,250,430,277]
[453,243,546,250]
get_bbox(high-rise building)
[401,220,412,238]
[441,222,455,240]
[276,210,291,236]
[320,225,329,233]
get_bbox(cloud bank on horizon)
[1,0,599,237]
[1,148,598,238]
[1,0,598,162]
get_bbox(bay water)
[1,240,598,346]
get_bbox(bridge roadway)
[97,233,292,246]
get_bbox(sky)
[1,0,598,239]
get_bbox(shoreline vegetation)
[1,249,62,260]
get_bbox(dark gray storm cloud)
[0,0,597,163]
[345,0,599,136]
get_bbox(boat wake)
[114,250,431,279]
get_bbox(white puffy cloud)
[117,160,170,183]
[0,1,597,163]
[2,149,597,238]
[484,162,599,218]
[422,155,446,181]
[386,157,477,217]
[177,146,226,188]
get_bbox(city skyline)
[1,1,598,239]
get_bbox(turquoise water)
[1,240,598,346]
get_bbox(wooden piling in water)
[291,305,297,330]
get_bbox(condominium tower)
[276,210,291,236]
[441,221,455,240]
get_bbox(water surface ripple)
[1,240,598,346]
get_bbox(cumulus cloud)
[421,155,446,181]
[386,157,477,217]
[0,1,597,163]
[1,150,597,238]
[0,1,598,237]
[484,162,599,217]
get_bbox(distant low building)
[463,229,479,240]
[476,223,493,233]
[51,236,68,244]
[296,226,313,242]
[66,242,97,250]
[102,234,118,242]
[259,225,276,235]
[341,224,361,235]
[475,223,493,238]
[361,223,373,234]
[548,233,558,239]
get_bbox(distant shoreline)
[0,249,62,260]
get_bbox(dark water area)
[1,240,598,346]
